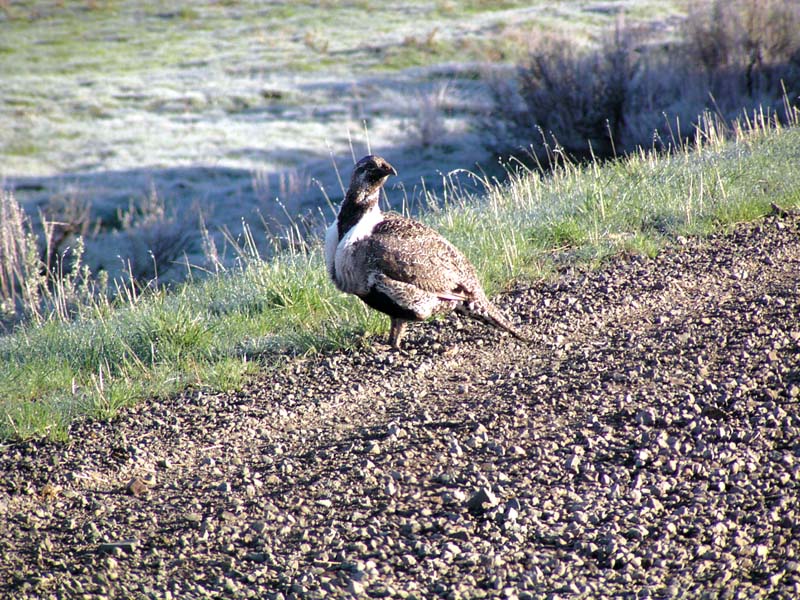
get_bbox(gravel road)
[1,213,799,599]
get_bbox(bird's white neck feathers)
[324,198,383,288]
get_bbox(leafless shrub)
[486,18,644,159]
[38,193,97,272]
[518,21,638,157]
[408,82,454,149]
[489,1,800,161]
[248,166,318,251]
[115,186,191,282]
[252,167,313,207]
[685,0,800,98]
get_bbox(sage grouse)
[325,155,530,349]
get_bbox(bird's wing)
[367,214,479,300]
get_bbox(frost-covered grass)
[2,112,799,441]
[0,0,681,175]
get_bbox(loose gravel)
[1,214,798,599]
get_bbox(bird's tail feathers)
[460,299,532,344]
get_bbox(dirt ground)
[1,212,798,599]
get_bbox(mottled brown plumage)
[324,155,529,348]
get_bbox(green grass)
[2,116,799,441]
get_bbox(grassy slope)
[2,119,799,441]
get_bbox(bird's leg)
[389,318,408,349]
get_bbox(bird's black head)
[337,155,397,234]
[349,155,397,198]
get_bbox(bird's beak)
[385,163,397,177]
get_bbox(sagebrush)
[491,0,800,159]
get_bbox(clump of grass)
[2,110,799,441]
[302,30,329,54]
[0,190,107,327]
[0,190,42,320]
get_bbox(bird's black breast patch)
[358,288,420,321]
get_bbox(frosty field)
[1,0,682,279]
